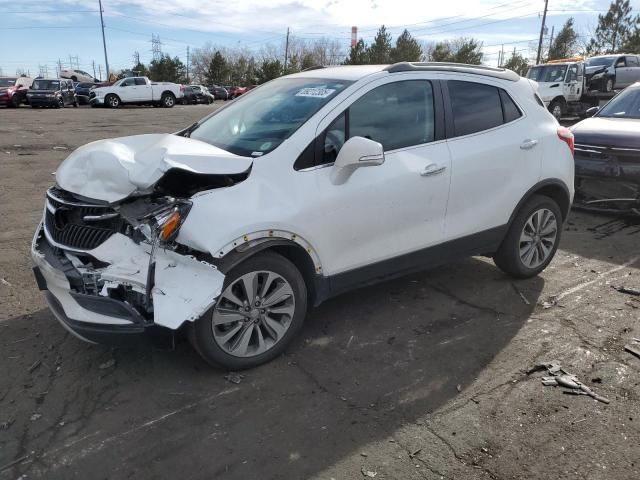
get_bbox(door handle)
[520,139,539,150]
[420,163,447,176]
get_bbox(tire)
[10,96,19,108]
[57,97,64,109]
[105,94,120,108]
[161,92,175,108]
[603,77,614,93]
[189,251,308,370]
[493,195,563,278]
[548,99,563,120]
[73,99,78,108]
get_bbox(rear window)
[448,81,522,137]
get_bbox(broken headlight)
[137,200,192,243]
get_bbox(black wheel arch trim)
[507,178,572,228]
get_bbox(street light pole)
[536,0,549,65]
[98,0,110,80]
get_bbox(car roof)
[287,62,519,82]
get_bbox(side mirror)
[585,106,599,117]
[330,136,384,185]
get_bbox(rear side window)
[448,80,522,137]
[134,78,146,86]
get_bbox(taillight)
[557,126,574,156]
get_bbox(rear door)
[134,77,151,100]
[443,79,542,243]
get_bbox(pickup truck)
[89,76,184,108]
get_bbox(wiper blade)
[181,122,200,137]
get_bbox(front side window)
[448,81,522,137]
[190,77,351,157]
[615,57,627,67]
[567,65,578,82]
[0,78,17,87]
[317,80,435,165]
[628,56,639,67]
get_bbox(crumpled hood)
[572,117,640,149]
[56,133,253,203]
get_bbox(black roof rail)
[384,62,520,82]
[301,65,326,72]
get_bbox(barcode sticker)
[295,88,336,98]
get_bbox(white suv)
[32,63,575,369]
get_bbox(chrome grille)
[43,187,121,251]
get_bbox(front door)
[308,77,451,284]
[118,78,137,101]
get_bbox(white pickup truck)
[90,76,184,108]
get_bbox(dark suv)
[28,79,78,108]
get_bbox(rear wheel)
[549,99,563,120]
[493,195,562,278]
[189,252,307,370]
[161,92,175,108]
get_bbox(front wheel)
[493,195,562,278]
[105,94,120,108]
[549,100,563,120]
[161,93,175,108]
[603,77,614,93]
[189,252,307,370]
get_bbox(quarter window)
[448,80,521,137]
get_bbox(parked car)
[182,85,214,104]
[226,85,247,99]
[571,82,640,216]
[0,76,32,107]
[27,78,77,108]
[60,69,97,83]
[89,76,183,108]
[209,85,228,100]
[74,82,95,105]
[32,63,574,369]
[585,54,640,93]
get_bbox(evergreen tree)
[205,51,228,85]
[148,54,186,83]
[547,18,579,60]
[257,59,282,83]
[367,25,392,63]
[390,29,423,63]
[343,39,369,65]
[429,38,483,64]
[503,49,530,75]
[589,0,638,53]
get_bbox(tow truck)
[526,57,615,120]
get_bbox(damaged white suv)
[32,63,575,369]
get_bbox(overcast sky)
[1,0,637,79]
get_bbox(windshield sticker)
[251,151,264,157]
[295,87,336,98]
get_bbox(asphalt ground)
[1,104,639,480]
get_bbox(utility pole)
[98,0,110,79]
[92,60,96,79]
[547,25,555,57]
[186,46,190,84]
[499,44,505,67]
[57,59,63,77]
[536,0,549,65]
[284,27,290,72]
[98,64,102,81]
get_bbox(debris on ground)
[361,467,377,477]
[30,413,42,421]
[98,358,116,370]
[624,344,640,360]
[511,283,530,305]
[409,448,422,458]
[1,418,15,430]
[0,277,11,287]
[527,362,610,404]
[52,146,68,150]
[540,296,558,309]
[224,372,244,384]
[28,360,41,373]
[612,285,640,296]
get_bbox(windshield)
[586,57,615,67]
[32,80,60,90]
[527,65,568,82]
[190,77,352,157]
[597,87,640,119]
[0,78,17,87]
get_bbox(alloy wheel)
[212,270,296,358]
[551,104,562,119]
[519,208,558,269]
